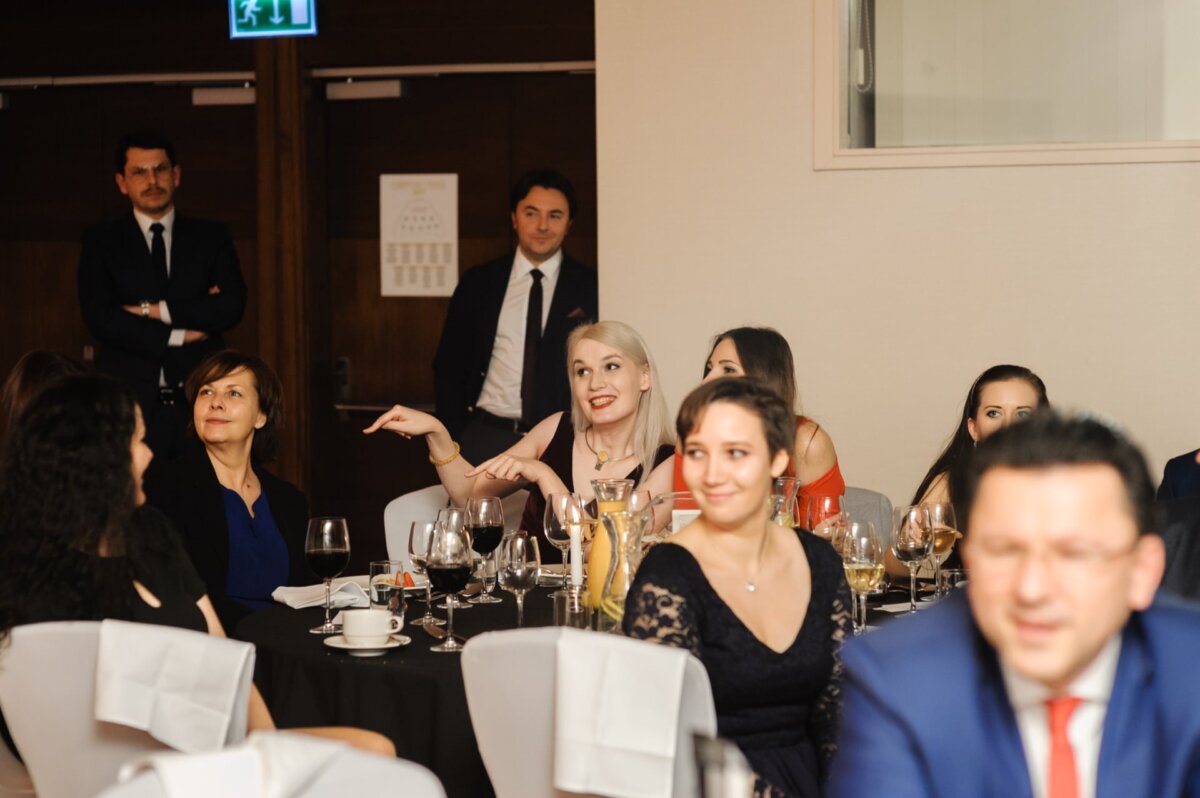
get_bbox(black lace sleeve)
[622,544,701,657]
[806,539,852,780]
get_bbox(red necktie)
[1046,696,1083,798]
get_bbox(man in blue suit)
[829,413,1200,798]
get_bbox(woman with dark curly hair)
[144,350,312,630]
[0,373,391,756]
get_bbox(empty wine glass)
[808,494,847,547]
[408,520,444,628]
[545,492,586,595]
[305,517,350,634]
[435,507,472,611]
[892,505,933,613]
[840,521,884,635]
[925,502,959,598]
[425,514,473,653]
[369,559,411,645]
[466,497,504,604]
[498,532,541,628]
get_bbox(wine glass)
[925,502,959,598]
[305,517,350,634]
[408,520,444,628]
[498,532,541,628]
[425,513,473,653]
[435,508,472,611]
[840,521,884,635]
[892,505,933,613]
[466,497,504,604]
[545,492,586,595]
[808,494,847,548]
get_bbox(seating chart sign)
[379,174,458,297]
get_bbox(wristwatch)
[140,300,151,318]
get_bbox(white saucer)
[324,634,411,657]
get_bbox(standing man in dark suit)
[433,169,597,464]
[829,413,1200,798]
[79,130,246,459]
[1157,447,1200,501]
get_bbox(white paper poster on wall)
[379,173,458,297]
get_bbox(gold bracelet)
[428,441,461,467]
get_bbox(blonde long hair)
[567,321,673,485]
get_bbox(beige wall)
[595,0,1200,506]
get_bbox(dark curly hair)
[0,374,166,644]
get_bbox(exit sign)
[229,0,317,39]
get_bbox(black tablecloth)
[236,588,557,798]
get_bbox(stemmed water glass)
[498,532,541,628]
[772,477,799,526]
[407,520,444,628]
[435,508,472,611]
[840,521,884,635]
[545,492,586,595]
[425,513,473,653]
[305,517,350,634]
[466,497,504,604]
[925,502,959,598]
[892,505,934,613]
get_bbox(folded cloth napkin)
[95,619,255,753]
[272,577,370,609]
[553,628,688,798]
[116,731,346,798]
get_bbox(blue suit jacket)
[827,591,1200,798]
[1159,450,1200,501]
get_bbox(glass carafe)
[595,509,649,631]
[587,478,633,617]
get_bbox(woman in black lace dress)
[624,378,851,798]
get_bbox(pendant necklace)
[585,428,632,471]
[745,524,771,593]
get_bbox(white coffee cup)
[342,608,403,646]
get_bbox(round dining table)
[236,587,557,798]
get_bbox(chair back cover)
[462,627,715,798]
[384,484,529,565]
[844,486,895,547]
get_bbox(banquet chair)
[383,484,529,566]
[0,621,251,798]
[843,486,894,546]
[96,743,447,798]
[462,627,716,798]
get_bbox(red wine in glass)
[468,524,504,556]
[427,564,472,595]
[307,548,350,580]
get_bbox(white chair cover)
[844,486,894,547]
[383,485,529,566]
[462,627,715,798]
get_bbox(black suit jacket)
[143,440,311,631]
[1158,449,1200,501]
[1159,495,1200,601]
[432,252,597,436]
[79,212,247,389]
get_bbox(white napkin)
[116,731,345,798]
[95,619,254,752]
[553,629,688,798]
[272,577,370,609]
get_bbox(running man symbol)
[239,0,261,25]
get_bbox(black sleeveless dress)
[520,413,674,562]
[623,531,851,798]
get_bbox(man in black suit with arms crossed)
[434,169,597,464]
[79,130,246,459]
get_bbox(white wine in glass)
[841,521,884,634]
[925,502,958,598]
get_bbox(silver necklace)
[745,525,771,593]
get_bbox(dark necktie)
[150,222,168,281]
[521,268,545,427]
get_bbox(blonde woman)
[365,321,675,552]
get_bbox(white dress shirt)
[132,208,186,349]
[1001,635,1122,798]
[474,249,563,419]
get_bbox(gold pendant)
[594,450,609,471]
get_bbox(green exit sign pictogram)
[229,0,317,39]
